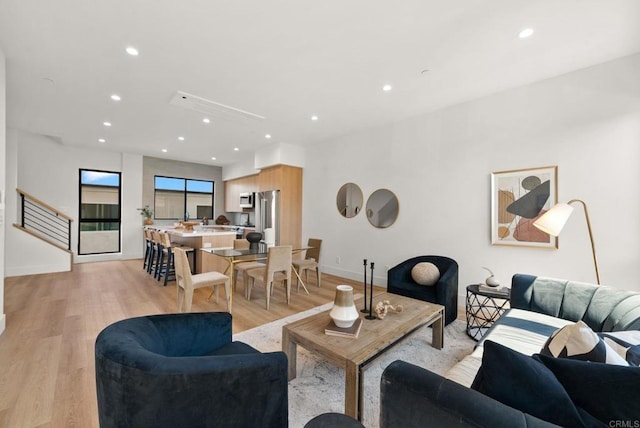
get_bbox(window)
[154,176,214,220]
[79,169,121,255]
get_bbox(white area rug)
[233,303,476,428]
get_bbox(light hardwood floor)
[0,260,464,427]
[0,259,363,428]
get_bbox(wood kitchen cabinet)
[224,174,257,212]
[258,165,302,248]
[168,231,235,274]
[223,165,302,247]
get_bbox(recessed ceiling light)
[311,115,319,121]
[103,121,112,127]
[126,46,139,56]
[265,134,271,139]
[178,136,185,141]
[382,84,392,92]
[203,118,210,124]
[234,147,239,151]
[518,28,534,39]
[162,149,168,153]
[110,94,121,101]
[211,156,217,160]
[98,138,106,143]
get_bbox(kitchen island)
[204,225,257,239]
[165,228,236,274]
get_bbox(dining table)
[201,245,312,311]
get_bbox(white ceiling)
[1,0,639,167]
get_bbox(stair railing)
[16,188,73,251]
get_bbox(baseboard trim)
[5,263,70,277]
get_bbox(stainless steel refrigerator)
[256,190,280,246]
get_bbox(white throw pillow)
[598,330,640,366]
[411,262,440,286]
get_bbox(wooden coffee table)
[282,292,444,420]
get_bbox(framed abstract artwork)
[491,166,558,248]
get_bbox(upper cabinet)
[224,174,257,212]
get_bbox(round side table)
[465,284,510,341]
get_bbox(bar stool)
[148,229,163,275]
[143,228,154,271]
[156,232,195,286]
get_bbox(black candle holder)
[361,259,368,313]
[365,262,377,320]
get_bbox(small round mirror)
[336,183,363,218]
[366,189,399,228]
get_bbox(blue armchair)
[95,312,288,428]
[387,255,459,325]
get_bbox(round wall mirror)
[366,189,399,228]
[336,183,363,218]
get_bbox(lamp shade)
[533,203,574,236]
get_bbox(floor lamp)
[533,199,600,285]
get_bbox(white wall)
[121,153,144,259]
[0,49,6,335]
[303,53,640,295]
[5,131,144,275]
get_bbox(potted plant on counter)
[138,206,153,225]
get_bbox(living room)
[1,2,640,427]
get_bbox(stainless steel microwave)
[239,192,254,208]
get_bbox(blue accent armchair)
[95,312,288,428]
[387,255,459,325]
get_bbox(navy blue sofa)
[379,274,640,427]
[95,312,288,428]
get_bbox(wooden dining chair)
[174,247,230,312]
[292,238,322,290]
[232,238,264,294]
[246,245,292,310]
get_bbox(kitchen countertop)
[209,225,256,229]
[163,228,237,238]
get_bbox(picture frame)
[491,165,558,248]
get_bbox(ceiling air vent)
[169,91,265,122]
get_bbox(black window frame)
[153,175,215,220]
[78,168,122,255]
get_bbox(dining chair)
[232,238,264,294]
[234,238,250,250]
[246,245,292,310]
[173,247,230,312]
[292,238,322,290]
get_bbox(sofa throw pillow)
[598,330,640,366]
[471,340,587,428]
[541,321,629,366]
[537,353,640,424]
[411,262,440,286]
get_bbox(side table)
[465,284,510,341]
